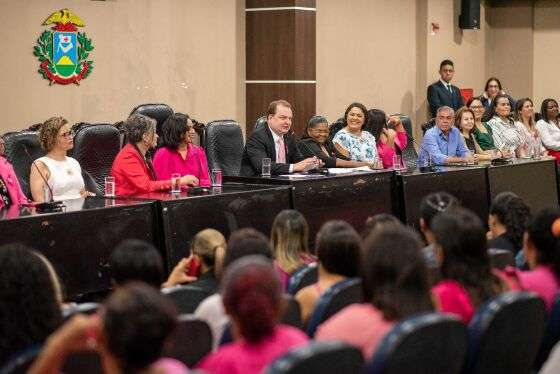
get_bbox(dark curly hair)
[527,208,560,277]
[39,116,68,152]
[0,243,62,364]
[490,192,532,252]
[160,113,191,150]
[109,239,164,289]
[343,102,369,129]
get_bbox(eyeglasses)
[59,131,74,138]
[470,105,484,110]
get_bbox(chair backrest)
[204,120,244,176]
[265,341,364,374]
[535,292,560,370]
[487,248,514,270]
[466,291,546,374]
[61,352,103,374]
[328,118,345,142]
[282,294,303,329]
[255,115,268,131]
[163,314,213,367]
[129,103,174,137]
[368,313,468,374]
[306,278,364,337]
[287,263,318,295]
[62,302,100,321]
[421,118,436,135]
[392,114,417,169]
[71,123,120,193]
[162,285,211,314]
[0,345,41,374]
[2,131,44,198]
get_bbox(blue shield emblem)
[53,31,77,77]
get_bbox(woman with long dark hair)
[367,109,408,169]
[514,98,546,158]
[488,192,532,254]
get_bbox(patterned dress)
[487,116,524,151]
[332,128,378,162]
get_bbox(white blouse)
[536,119,560,151]
[514,121,546,155]
[36,156,84,200]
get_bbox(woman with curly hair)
[0,243,62,366]
[488,192,532,254]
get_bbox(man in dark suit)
[427,59,464,118]
[241,99,321,176]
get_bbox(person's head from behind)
[489,191,531,251]
[455,107,475,134]
[0,243,63,363]
[103,282,177,372]
[316,220,361,278]
[436,106,455,133]
[224,228,273,271]
[367,109,387,141]
[362,226,433,321]
[222,256,282,343]
[490,93,511,119]
[192,228,226,276]
[484,77,502,99]
[439,59,455,83]
[362,213,401,239]
[160,113,195,150]
[125,114,158,149]
[109,239,164,288]
[541,98,559,122]
[419,192,459,243]
[39,116,73,153]
[525,208,560,277]
[271,209,310,273]
[343,102,369,133]
[467,97,485,122]
[267,99,293,136]
[306,115,329,144]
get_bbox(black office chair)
[204,120,244,176]
[282,294,303,329]
[392,114,418,169]
[163,314,213,367]
[2,131,44,199]
[287,263,318,295]
[466,291,546,374]
[61,352,103,374]
[0,346,42,374]
[265,341,364,374]
[487,248,514,270]
[367,313,468,374]
[130,103,174,137]
[306,278,363,337]
[535,293,560,370]
[421,118,436,135]
[71,123,120,194]
[161,285,211,314]
[255,115,268,132]
[62,302,100,320]
[328,118,345,142]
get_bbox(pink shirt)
[315,303,395,359]
[197,325,308,374]
[432,280,474,324]
[0,156,28,209]
[501,265,560,312]
[377,131,408,169]
[153,145,211,187]
[152,358,189,374]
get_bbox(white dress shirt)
[536,119,560,151]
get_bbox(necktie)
[277,137,286,163]
[447,84,452,93]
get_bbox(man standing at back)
[241,99,320,176]
[427,59,464,118]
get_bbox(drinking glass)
[211,169,222,187]
[465,151,475,165]
[392,155,402,170]
[171,173,181,193]
[261,158,271,177]
[104,176,115,197]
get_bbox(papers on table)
[327,166,373,174]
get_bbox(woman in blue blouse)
[333,102,379,163]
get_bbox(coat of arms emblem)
[33,9,94,85]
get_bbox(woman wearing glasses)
[30,116,89,202]
[468,97,497,152]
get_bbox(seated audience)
[333,103,379,163]
[480,77,516,114]
[111,114,198,196]
[468,97,498,152]
[195,228,273,348]
[30,283,187,374]
[197,256,308,374]
[536,98,560,162]
[431,208,507,323]
[316,225,433,359]
[427,59,464,118]
[153,113,210,187]
[295,220,361,324]
[515,98,546,157]
[30,116,89,201]
[241,99,321,176]
[361,213,402,239]
[418,106,473,166]
[486,94,524,155]
[367,109,409,169]
[109,239,165,289]
[488,192,531,255]
[455,107,493,161]
[271,209,315,290]
[0,136,28,210]
[163,228,226,295]
[298,115,371,168]
[0,243,62,366]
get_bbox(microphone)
[22,146,63,213]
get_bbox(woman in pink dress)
[366,109,408,169]
[153,113,211,187]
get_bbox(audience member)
[514,98,546,157]
[295,221,361,324]
[418,106,473,166]
[271,209,315,290]
[30,283,187,374]
[486,94,524,155]
[111,114,198,196]
[0,136,28,210]
[109,239,165,289]
[332,103,379,163]
[241,100,320,176]
[0,243,62,366]
[488,192,531,255]
[427,59,464,118]
[367,109,409,168]
[480,77,516,114]
[197,256,308,374]
[30,117,90,202]
[455,107,493,161]
[153,113,208,187]
[361,213,402,239]
[431,208,507,323]
[298,115,371,168]
[536,98,560,162]
[316,225,433,359]
[468,97,498,152]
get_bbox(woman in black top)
[298,116,373,168]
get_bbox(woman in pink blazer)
[0,136,28,210]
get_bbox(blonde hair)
[271,210,310,274]
[192,229,226,267]
[39,116,68,152]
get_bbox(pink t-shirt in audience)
[153,145,211,187]
[432,280,474,324]
[197,325,308,374]
[152,357,189,374]
[501,265,560,312]
[315,303,395,359]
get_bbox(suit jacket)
[111,143,171,196]
[427,81,464,118]
[240,125,304,176]
[297,137,340,168]
[0,156,28,209]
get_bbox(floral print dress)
[332,128,378,162]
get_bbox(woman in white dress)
[513,98,546,158]
[30,117,90,202]
[536,98,560,162]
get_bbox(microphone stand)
[23,147,63,213]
